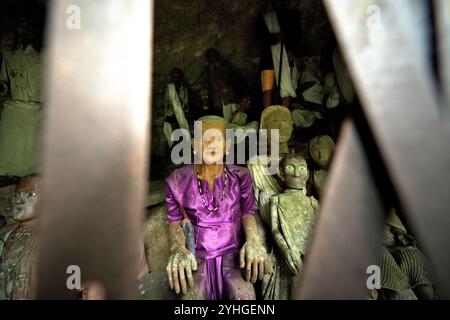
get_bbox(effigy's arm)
[311,196,320,215]
[168,221,187,254]
[165,179,197,295]
[231,110,248,126]
[166,221,197,295]
[270,196,291,253]
[240,215,273,283]
[270,196,301,275]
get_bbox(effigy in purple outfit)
[166,164,257,300]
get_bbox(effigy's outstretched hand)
[240,241,273,283]
[166,247,197,295]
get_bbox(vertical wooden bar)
[35,0,152,299]
[318,0,450,297]
[435,0,450,115]
[297,121,385,299]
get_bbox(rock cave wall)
[150,0,333,159]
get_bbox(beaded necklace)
[195,165,228,213]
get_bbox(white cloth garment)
[263,11,299,98]
[165,83,189,130]
[0,101,41,176]
[0,45,42,176]
[324,72,340,109]
[163,83,189,147]
[223,103,259,144]
[291,107,322,128]
[332,49,355,104]
[163,122,174,148]
[0,45,43,102]
[299,57,325,105]
[247,155,283,225]
[223,103,247,126]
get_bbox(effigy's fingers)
[258,258,265,280]
[239,246,246,268]
[166,256,174,290]
[178,263,188,295]
[245,258,253,282]
[185,263,195,288]
[172,263,180,294]
[251,259,258,283]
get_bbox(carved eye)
[28,192,36,197]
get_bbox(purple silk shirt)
[166,164,256,299]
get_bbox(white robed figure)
[222,95,259,144]
[0,44,43,176]
[162,80,190,147]
[263,10,300,100]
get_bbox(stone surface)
[150,0,332,158]
[143,203,170,273]
[138,271,170,300]
[145,180,166,207]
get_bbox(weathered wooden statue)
[204,48,237,112]
[246,105,296,299]
[162,67,190,147]
[0,176,39,300]
[262,154,319,299]
[165,116,272,300]
[260,105,293,157]
[248,105,294,225]
[309,135,335,198]
[0,11,43,176]
[378,209,438,300]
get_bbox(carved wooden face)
[11,176,39,222]
[199,89,210,107]
[281,156,309,190]
[193,120,229,165]
[172,68,183,84]
[240,95,252,112]
[310,136,335,169]
[262,108,293,144]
